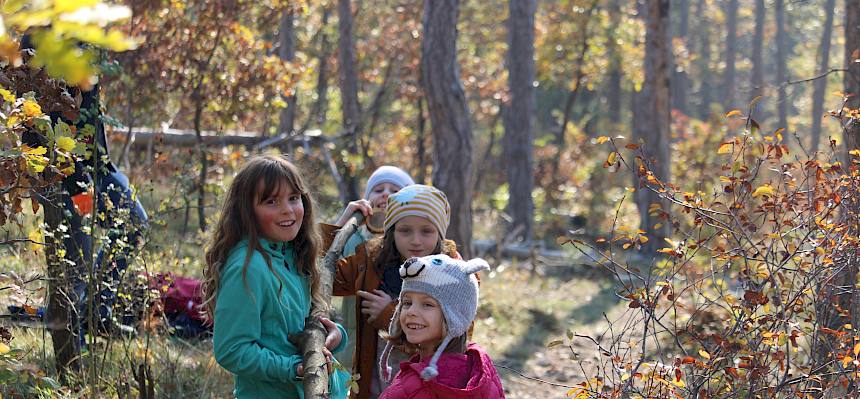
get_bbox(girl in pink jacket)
[378,255,506,399]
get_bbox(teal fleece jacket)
[213,238,350,398]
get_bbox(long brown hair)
[202,155,324,320]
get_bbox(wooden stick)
[291,211,365,398]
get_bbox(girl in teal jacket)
[203,155,350,398]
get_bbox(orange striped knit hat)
[383,184,450,238]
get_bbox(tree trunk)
[422,0,474,257]
[811,0,836,153]
[722,0,738,109]
[846,0,860,111]
[337,0,361,201]
[278,9,298,149]
[813,0,860,377]
[194,97,207,232]
[633,0,672,254]
[696,0,712,118]
[751,0,765,106]
[606,0,623,123]
[502,0,536,241]
[774,0,788,132]
[672,0,689,115]
[41,184,81,379]
[416,95,428,184]
[311,8,331,129]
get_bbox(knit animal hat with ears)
[380,254,490,382]
[364,166,415,199]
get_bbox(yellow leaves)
[699,349,711,360]
[717,141,733,154]
[850,149,860,158]
[0,342,9,355]
[725,109,743,118]
[842,356,854,368]
[854,342,860,356]
[55,136,76,152]
[22,99,43,117]
[751,184,775,198]
[28,229,43,251]
[0,88,15,103]
[21,145,48,173]
[596,136,610,144]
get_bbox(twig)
[495,364,577,389]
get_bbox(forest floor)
[0,248,630,398]
[473,257,628,398]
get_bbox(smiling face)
[393,215,440,259]
[367,182,401,210]
[399,291,445,351]
[254,180,305,243]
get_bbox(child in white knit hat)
[321,184,463,399]
[331,166,415,370]
[378,254,505,399]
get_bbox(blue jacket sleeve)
[213,259,301,382]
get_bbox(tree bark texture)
[751,0,765,104]
[774,0,788,131]
[41,184,81,379]
[696,0,712,118]
[722,0,738,109]
[606,0,623,122]
[503,0,536,241]
[811,0,836,153]
[672,0,689,115]
[846,0,860,110]
[278,9,298,141]
[337,0,361,202]
[633,0,672,254]
[421,0,474,257]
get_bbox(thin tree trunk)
[605,0,622,124]
[503,0,536,241]
[696,0,712,118]
[337,0,361,201]
[633,0,672,254]
[119,72,136,170]
[723,0,738,109]
[811,0,836,153]
[672,0,689,114]
[278,9,298,151]
[751,0,765,105]
[422,0,474,257]
[775,0,788,131]
[813,0,860,377]
[42,185,81,380]
[415,95,428,184]
[194,97,207,232]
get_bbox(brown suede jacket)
[321,223,462,399]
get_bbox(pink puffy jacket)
[380,344,506,399]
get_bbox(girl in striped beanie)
[320,184,462,399]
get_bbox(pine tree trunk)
[696,0,712,118]
[633,0,672,254]
[722,0,738,109]
[337,0,361,201]
[846,0,860,110]
[278,9,298,147]
[810,0,836,153]
[503,0,536,241]
[41,184,81,379]
[775,0,788,131]
[672,0,689,114]
[421,0,474,257]
[606,0,623,123]
[751,0,765,105]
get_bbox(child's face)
[393,216,440,259]
[367,182,401,209]
[399,291,445,348]
[254,181,304,243]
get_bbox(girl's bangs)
[256,162,302,202]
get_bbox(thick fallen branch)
[114,127,337,149]
[290,211,365,398]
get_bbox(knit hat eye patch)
[400,257,426,278]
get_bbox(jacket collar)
[238,237,293,261]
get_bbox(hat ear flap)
[462,258,490,274]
